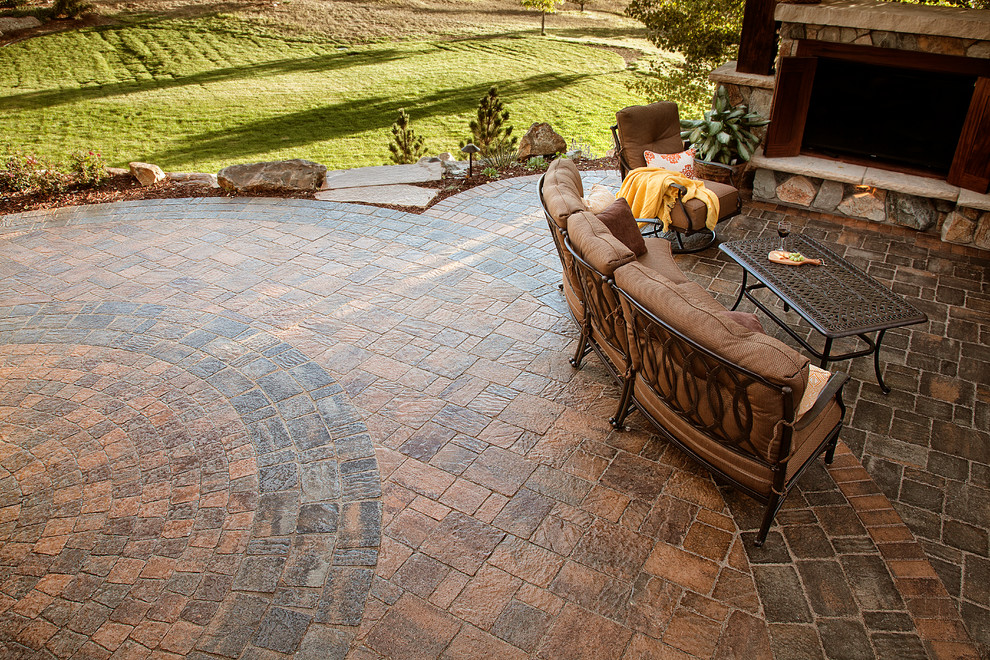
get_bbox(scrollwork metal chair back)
[617,287,798,467]
[562,236,630,373]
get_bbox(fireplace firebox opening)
[803,58,977,177]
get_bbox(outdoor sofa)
[538,158,848,544]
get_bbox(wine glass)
[777,220,791,252]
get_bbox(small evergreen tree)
[521,0,564,36]
[50,0,94,18]
[388,109,427,165]
[460,86,518,158]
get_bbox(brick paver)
[0,172,985,659]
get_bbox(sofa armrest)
[793,371,848,432]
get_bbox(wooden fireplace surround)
[763,40,990,194]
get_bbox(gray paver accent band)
[0,302,379,657]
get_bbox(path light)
[461,143,481,177]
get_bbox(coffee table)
[719,235,928,393]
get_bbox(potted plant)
[680,85,769,185]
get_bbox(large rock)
[837,187,886,222]
[812,180,844,212]
[752,169,777,201]
[517,123,566,160]
[168,172,219,189]
[129,162,166,187]
[218,159,327,193]
[887,191,937,231]
[0,16,42,34]
[776,175,816,206]
[941,210,976,244]
[974,212,990,250]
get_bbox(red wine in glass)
[777,221,791,251]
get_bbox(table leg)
[731,271,748,311]
[874,329,890,395]
[820,337,832,370]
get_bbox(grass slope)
[0,16,643,171]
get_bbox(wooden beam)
[737,0,778,75]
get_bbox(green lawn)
[0,16,644,171]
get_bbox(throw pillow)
[583,183,615,214]
[796,365,831,418]
[644,148,697,179]
[721,310,765,335]
[596,198,647,257]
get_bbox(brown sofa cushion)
[597,198,647,257]
[668,179,739,232]
[722,310,764,334]
[566,211,636,277]
[637,237,690,284]
[615,102,684,171]
[541,158,585,229]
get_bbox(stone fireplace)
[712,0,990,249]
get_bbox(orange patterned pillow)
[644,148,697,179]
[796,365,831,419]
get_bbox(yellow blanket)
[618,167,720,233]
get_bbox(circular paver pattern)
[0,304,379,658]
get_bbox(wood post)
[737,0,778,75]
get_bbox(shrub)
[387,109,427,165]
[0,152,34,193]
[70,150,108,187]
[461,86,518,159]
[524,156,547,171]
[50,0,93,19]
[33,166,68,196]
[483,142,518,170]
[0,151,67,196]
[481,166,499,178]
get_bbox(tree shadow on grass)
[1,47,406,112]
[144,72,590,167]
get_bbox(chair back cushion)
[541,158,586,229]
[566,211,636,277]
[615,102,684,171]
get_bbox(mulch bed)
[0,157,618,218]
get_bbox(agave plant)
[680,85,769,165]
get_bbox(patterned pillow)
[796,365,831,418]
[644,148,697,179]
[582,183,616,214]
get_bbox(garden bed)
[0,156,618,217]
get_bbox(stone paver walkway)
[0,172,986,659]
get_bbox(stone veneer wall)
[753,170,990,249]
[711,5,990,251]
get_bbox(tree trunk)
[541,11,545,35]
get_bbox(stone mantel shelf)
[710,62,775,89]
[750,151,990,211]
[775,0,990,40]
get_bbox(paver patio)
[0,172,986,659]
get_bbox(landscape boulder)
[129,162,166,187]
[168,172,219,189]
[0,16,42,35]
[517,123,566,160]
[218,159,327,193]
